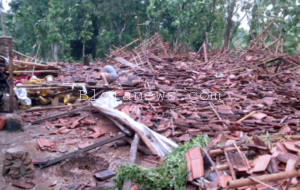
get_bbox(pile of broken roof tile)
[19,24,300,189]
[184,133,300,189]
[102,31,300,189]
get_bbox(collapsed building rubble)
[1,19,300,189]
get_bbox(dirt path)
[0,110,145,189]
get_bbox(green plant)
[85,54,93,60]
[113,134,211,190]
[62,55,74,63]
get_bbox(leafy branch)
[112,135,211,190]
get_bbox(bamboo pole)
[224,148,236,180]
[237,111,256,122]
[123,107,142,190]
[25,103,87,112]
[7,70,60,74]
[227,170,300,189]
[262,38,280,51]
[250,16,277,48]
[248,176,277,190]
[13,60,49,68]
[209,146,247,155]
[290,136,300,140]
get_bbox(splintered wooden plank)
[227,151,250,172]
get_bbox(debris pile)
[187,134,300,189]
[101,24,300,189]
[3,19,300,189]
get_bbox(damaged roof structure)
[1,18,300,190]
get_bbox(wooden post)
[122,107,142,190]
[0,37,14,113]
[122,133,140,190]
[83,57,90,66]
[203,41,208,63]
[8,37,14,113]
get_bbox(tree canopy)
[0,0,299,61]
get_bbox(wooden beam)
[31,106,92,124]
[6,70,60,74]
[39,133,126,168]
[8,37,14,113]
[123,133,140,190]
[13,60,49,68]
[123,107,142,190]
[25,103,87,112]
[123,137,152,155]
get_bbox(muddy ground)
[0,110,146,190]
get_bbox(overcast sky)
[2,0,10,12]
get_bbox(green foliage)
[47,0,63,43]
[147,0,228,50]
[85,54,93,60]
[62,55,75,63]
[4,0,300,61]
[236,0,300,54]
[113,135,211,190]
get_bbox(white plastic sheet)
[13,86,32,106]
[92,91,178,158]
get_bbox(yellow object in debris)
[30,106,42,109]
[28,78,41,84]
[19,105,31,109]
[80,95,89,100]
[64,94,77,104]
[39,96,51,105]
[28,77,42,95]
[41,89,47,97]
[41,90,55,97]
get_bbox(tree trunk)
[118,23,126,47]
[53,41,58,62]
[223,0,236,48]
[0,0,6,36]
[110,21,112,49]
[200,0,216,47]
[82,42,85,60]
[117,17,127,47]
[42,38,47,60]
[174,27,181,51]
[229,14,246,47]
[148,25,151,39]
[118,33,122,47]
[50,44,53,60]
[61,35,65,57]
